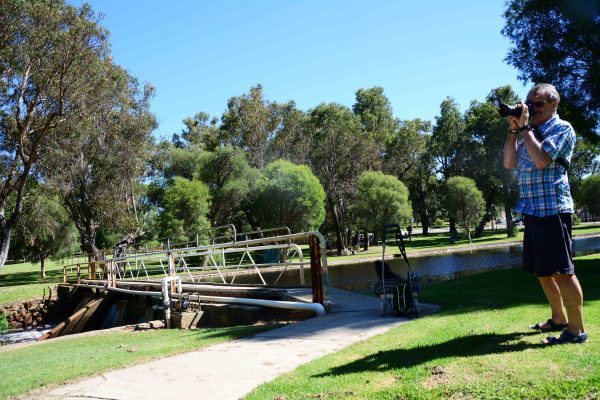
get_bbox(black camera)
[498,101,535,118]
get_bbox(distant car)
[512,217,523,225]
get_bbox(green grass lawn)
[0,324,275,399]
[246,253,600,400]
[0,260,65,303]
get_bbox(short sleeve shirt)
[514,115,575,217]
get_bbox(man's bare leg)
[553,274,585,335]
[537,276,568,328]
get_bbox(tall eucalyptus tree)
[43,68,156,260]
[0,0,113,267]
[305,103,373,255]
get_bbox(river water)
[229,235,600,291]
[0,325,53,345]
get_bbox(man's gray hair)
[529,83,560,102]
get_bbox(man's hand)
[508,102,529,130]
[508,115,520,131]
[518,102,529,128]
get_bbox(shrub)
[507,223,520,237]
[0,313,8,331]
[351,171,412,233]
[445,177,485,243]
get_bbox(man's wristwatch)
[519,123,532,132]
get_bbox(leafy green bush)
[507,223,520,237]
[445,176,485,243]
[352,171,412,232]
[251,160,326,232]
[578,174,600,215]
[0,313,8,331]
[573,214,581,226]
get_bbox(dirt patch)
[424,365,450,389]
[375,374,402,390]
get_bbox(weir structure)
[47,226,331,338]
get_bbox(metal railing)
[63,229,331,309]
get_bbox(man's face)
[527,92,557,126]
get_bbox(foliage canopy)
[502,0,600,142]
[445,176,485,243]
[251,160,325,233]
[352,171,412,234]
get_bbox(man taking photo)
[503,83,587,345]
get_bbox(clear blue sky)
[71,0,528,140]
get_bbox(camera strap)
[532,125,570,171]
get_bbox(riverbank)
[327,223,600,265]
[329,231,600,266]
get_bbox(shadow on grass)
[0,269,64,288]
[316,331,539,377]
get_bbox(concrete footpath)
[33,289,438,400]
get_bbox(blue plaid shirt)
[514,114,575,217]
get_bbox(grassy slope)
[246,254,600,400]
[0,324,274,399]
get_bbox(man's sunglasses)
[528,100,549,108]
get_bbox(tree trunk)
[0,148,33,268]
[81,222,102,261]
[327,197,347,256]
[505,204,516,237]
[345,229,352,252]
[420,211,430,236]
[0,224,11,269]
[474,218,486,238]
[363,228,369,251]
[243,209,261,232]
[113,227,145,259]
[475,201,494,238]
[449,218,458,236]
[40,257,46,279]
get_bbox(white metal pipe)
[71,283,107,290]
[104,278,182,325]
[107,286,163,298]
[187,294,326,317]
[161,276,182,327]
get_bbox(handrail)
[62,230,330,309]
[234,226,292,242]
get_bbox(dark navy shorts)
[522,213,574,277]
